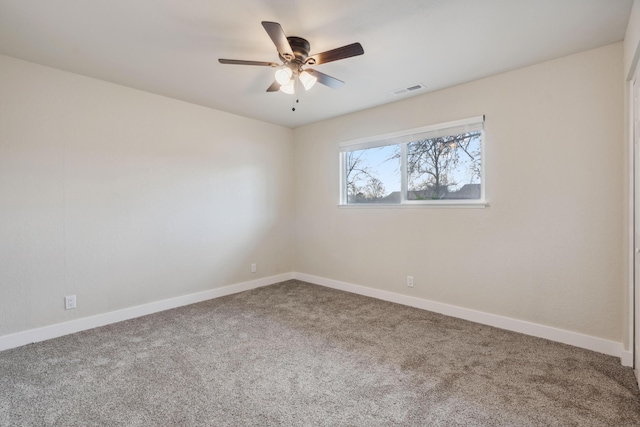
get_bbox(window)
[339,116,485,206]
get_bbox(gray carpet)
[1,280,639,426]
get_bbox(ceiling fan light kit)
[218,21,364,103]
[275,66,293,85]
[279,78,296,94]
[299,70,317,90]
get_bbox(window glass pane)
[407,132,481,200]
[346,145,400,204]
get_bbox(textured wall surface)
[624,0,640,78]
[0,55,294,336]
[0,43,629,350]
[293,43,625,343]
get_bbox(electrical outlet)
[407,276,414,288]
[65,295,76,310]
[251,263,257,273]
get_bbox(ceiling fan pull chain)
[292,77,300,111]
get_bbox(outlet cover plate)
[65,295,76,310]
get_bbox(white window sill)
[338,201,488,209]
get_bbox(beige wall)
[625,0,640,79]
[0,54,294,336]
[293,43,625,342]
[0,42,629,348]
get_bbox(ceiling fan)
[218,21,364,95]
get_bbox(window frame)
[339,116,486,208]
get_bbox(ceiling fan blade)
[306,69,344,89]
[308,42,364,65]
[266,81,281,92]
[261,21,294,60]
[219,59,278,67]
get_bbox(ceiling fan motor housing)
[281,37,315,66]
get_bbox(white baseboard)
[1,271,632,368]
[293,272,631,366]
[0,272,294,352]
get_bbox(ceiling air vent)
[392,83,425,96]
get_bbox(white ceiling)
[0,0,633,128]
